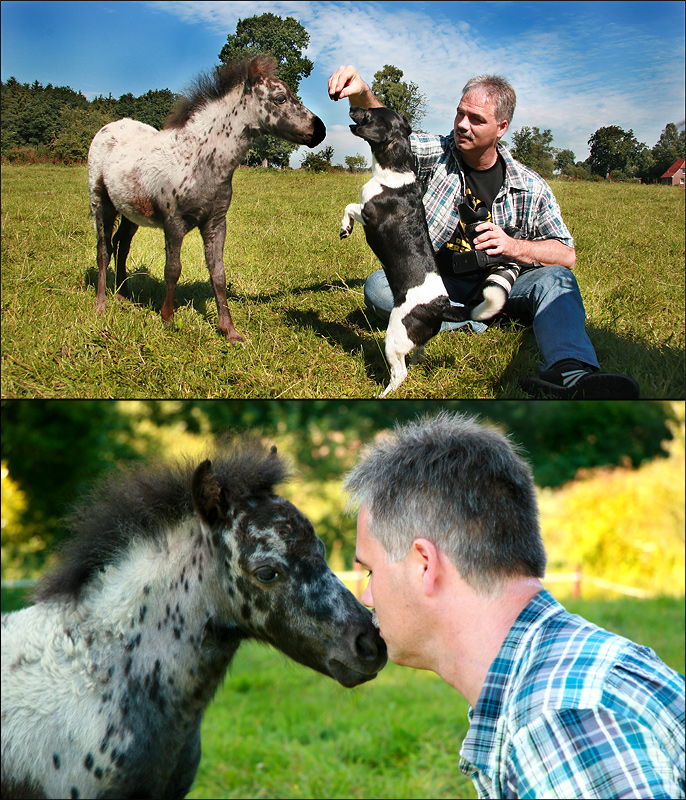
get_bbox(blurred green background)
[2,399,684,597]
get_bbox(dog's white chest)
[360,158,415,206]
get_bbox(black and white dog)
[340,106,472,397]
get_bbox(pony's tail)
[111,220,122,262]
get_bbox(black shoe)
[520,359,640,399]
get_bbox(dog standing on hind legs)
[340,106,477,397]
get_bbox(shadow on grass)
[84,269,368,322]
[283,306,391,388]
[494,322,684,399]
[85,267,684,399]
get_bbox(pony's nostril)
[355,629,379,661]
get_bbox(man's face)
[355,504,425,668]
[453,90,508,155]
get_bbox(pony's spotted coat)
[88,56,326,344]
[1,443,385,799]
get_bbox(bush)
[540,427,685,594]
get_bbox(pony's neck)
[70,519,245,719]
[183,86,261,170]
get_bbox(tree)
[587,125,644,178]
[218,12,314,168]
[651,122,685,182]
[50,106,111,163]
[509,126,557,177]
[301,145,334,171]
[1,78,88,148]
[371,65,427,130]
[555,148,575,174]
[1,401,145,554]
[345,154,368,172]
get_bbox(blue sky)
[2,1,684,166]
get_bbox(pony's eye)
[254,566,279,584]
[274,94,287,105]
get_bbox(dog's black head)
[349,106,411,142]
[350,106,415,171]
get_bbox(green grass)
[2,165,684,398]
[188,594,685,799]
[2,586,683,799]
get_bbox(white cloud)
[154,1,685,163]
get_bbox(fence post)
[573,563,581,600]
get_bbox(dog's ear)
[349,106,370,125]
[355,124,389,144]
[400,113,412,132]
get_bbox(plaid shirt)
[410,132,575,252]
[459,590,686,799]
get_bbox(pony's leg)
[201,215,244,345]
[160,218,186,325]
[111,217,139,302]
[93,196,117,313]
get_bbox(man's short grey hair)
[345,411,545,594]
[462,75,516,125]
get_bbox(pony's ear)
[247,55,272,86]
[192,460,225,526]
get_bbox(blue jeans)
[363,266,600,370]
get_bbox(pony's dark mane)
[33,440,288,604]
[163,55,278,129]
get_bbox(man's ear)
[411,538,441,597]
[496,118,509,141]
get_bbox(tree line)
[2,10,684,180]
[505,121,685,183]
[0,77,177,164]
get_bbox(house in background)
[660,159,685,186]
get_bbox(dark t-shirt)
[463,153,506,212]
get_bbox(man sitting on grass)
[328,66,639,399]
[346,412,685,799]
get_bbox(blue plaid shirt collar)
[445,135,532,196]
[460,590,564,773]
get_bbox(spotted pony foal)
[87,56,326,344]
[1,443,386,799]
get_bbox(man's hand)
[473,222,518,259]
[473,222,576,268]
[328,66,384,108]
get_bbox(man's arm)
[473,222,577,269]
[328,66,385,108]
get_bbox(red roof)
[661,159,685,178]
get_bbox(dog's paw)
[471,285,507,321]
[339,217,354,239]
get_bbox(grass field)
[1,164,684,398]
[1,586,682,799]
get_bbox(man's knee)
[364,269,393,322]
[512,265,580,301]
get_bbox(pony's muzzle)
[308,116,327,148]
[327,623,387,687]
[355,628,385,662]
